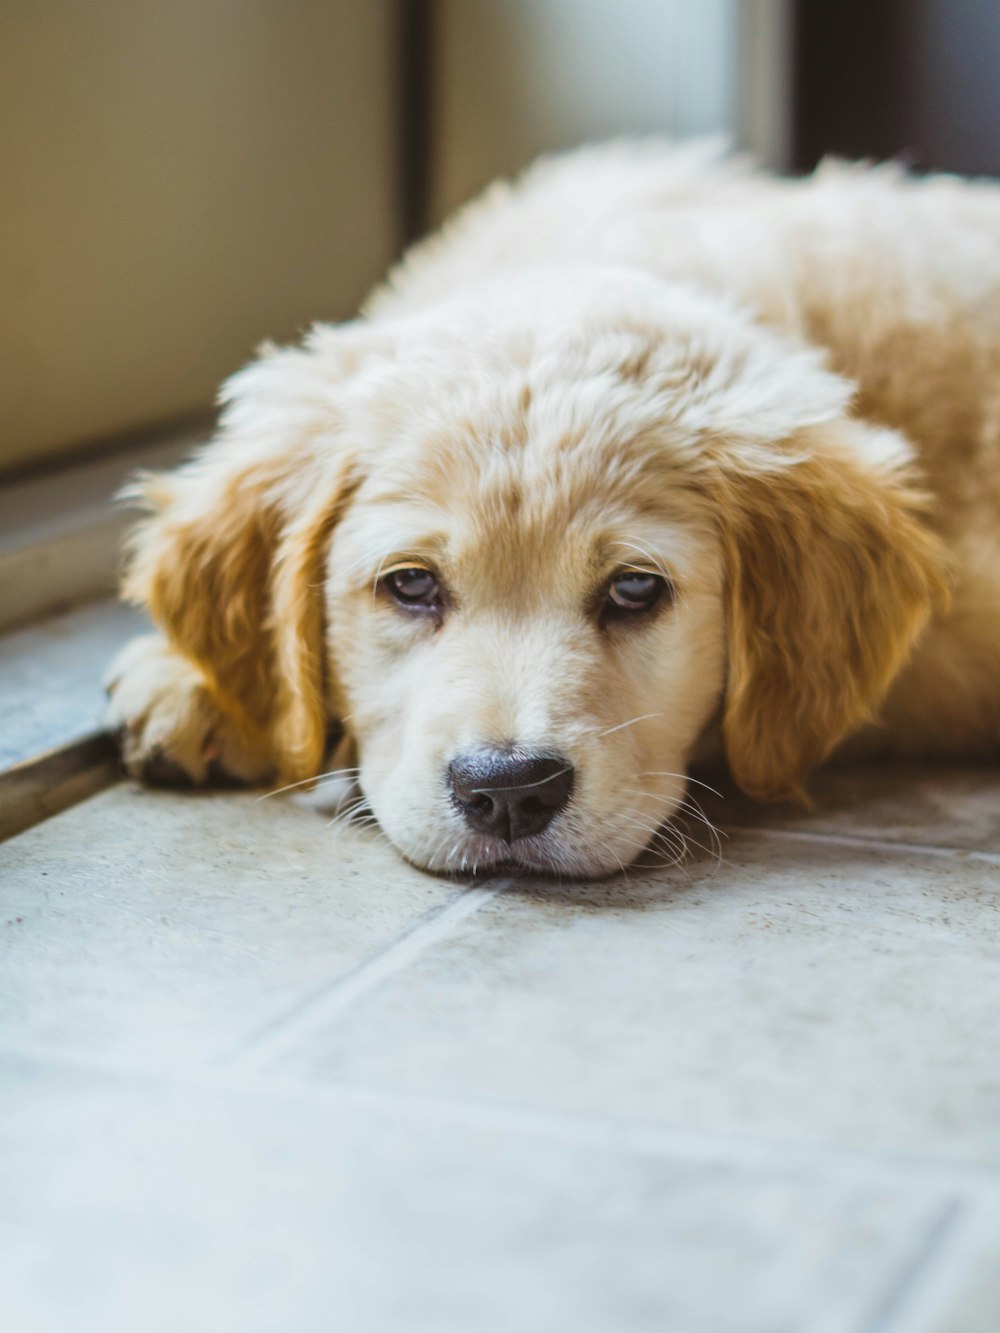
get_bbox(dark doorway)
[793,0,1000,176]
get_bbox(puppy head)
[126,271,947,877]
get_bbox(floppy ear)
[710,419,949,801]
[121,334,370,782]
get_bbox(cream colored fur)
[107,140,1000,877]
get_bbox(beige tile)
[698,764,1000,853]
[0,1055,958,1333]
[0,785,454,1069]
[283,832,1000,1162]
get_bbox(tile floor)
[0,599,143,771]
[2,764,1000,1332]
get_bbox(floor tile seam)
[223,876,515,1075]
[861,1196,965,1333]
[6,1042,1000,1199]
[278,1077,1000,1194]
[871,1191,1000,1333]
[725,825,1000,864]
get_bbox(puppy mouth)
[418,828,621,880]
[425,834,560,878]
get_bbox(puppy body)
[108,141,1000,876]
[371,141,1000,761]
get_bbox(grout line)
[871,1190,1000,1333]
[7,1039,1000,1199]
[863,1196,965,1333]
[225,878,514,1075]
[252,1076,1000,1195]
[727,824,1000,866]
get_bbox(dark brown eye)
[606,571,671,615]
[384,566,440,609]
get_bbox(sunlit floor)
[2,763,1000,1332]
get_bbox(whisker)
[258,767,361,801]
[665,817,728,869]
[614,795,724,874]
[634,771,725,799]
[325,795,373,830]
[620,786,674,805]
[596,712,665,739]
[594,837,631,886]
[629,830,686,871]
[675,795,728,855]
[617,778,727,870]
[675,789,727,846]
[470,763,574,794]
[616,812,686,861]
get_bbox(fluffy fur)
[107,140,1000,877]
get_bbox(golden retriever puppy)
[106,140,1000,877]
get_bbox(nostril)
[448,748,575,842]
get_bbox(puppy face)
[317,273,946,875]
[327,384,726,877]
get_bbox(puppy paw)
[104,635,273,788]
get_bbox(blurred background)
[2,0,998,480]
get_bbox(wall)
[1,1,790,476]
[793,0,1000,175]
[0,1,397,473]
[430,0,740,222]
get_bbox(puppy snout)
[448,748,574,842]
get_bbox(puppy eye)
[606,571,672,615]
[384,566,441,609]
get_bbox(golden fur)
[107,140,999,877]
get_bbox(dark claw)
[205,757,247,789]
[142,746,196,789]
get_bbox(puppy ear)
[121,336,368,782]
[713,420,949,801]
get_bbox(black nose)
[448,748,574,843]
